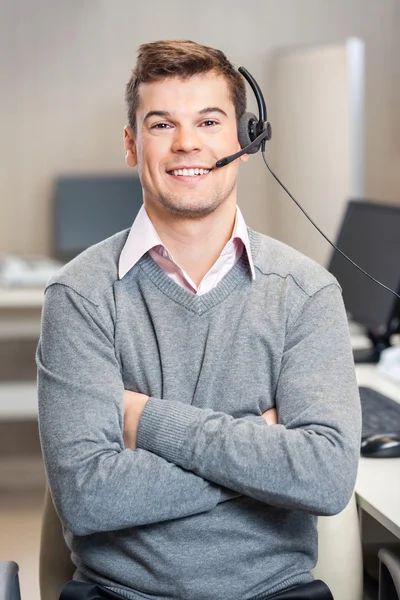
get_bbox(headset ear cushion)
[238,112,259,153]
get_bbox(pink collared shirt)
[118,205,256,295]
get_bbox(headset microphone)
[214,65,400,302]
[215,66,272,169]
[215,129,271,168]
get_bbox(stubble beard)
[152,179,237,220]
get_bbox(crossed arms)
[123,391,278,449]
[37,283,361,537]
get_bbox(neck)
[144,202,237,287]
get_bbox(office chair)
[0,487,363,600]
[0,562,20,600]
[378,548,400,600]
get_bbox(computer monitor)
[328,200,400,363]
[53,175,143,262]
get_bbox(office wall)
[1,0,399,256]
[268,41,363,266]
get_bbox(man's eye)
[201,120,218,127]
[151,123,172,129]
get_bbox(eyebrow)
[143,107,228,123]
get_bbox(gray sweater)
[37,227,361,600]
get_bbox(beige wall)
[1,0,399,256]
[269,40,364,266]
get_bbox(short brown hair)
[125,40,246,134]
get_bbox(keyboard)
[360,386,400,438]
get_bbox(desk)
[0,288,44,309]
[0,382,38,420]
[0,287,44,339]
[0,286,44,419]
[355,365,400,540]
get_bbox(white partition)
[268,38,365,266]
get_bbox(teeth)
[171,168,210,177]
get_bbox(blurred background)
[0,1,399,598]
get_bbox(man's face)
[124,71,248,219]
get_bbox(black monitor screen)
[53,175,143,261]
[328,200,400,336]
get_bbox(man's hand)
[123,393,277,449]
[123,391,149,450]
[262,407,278,425]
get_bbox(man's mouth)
[167,167,212,178]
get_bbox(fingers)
[261,407,278,425]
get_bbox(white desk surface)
[0,382,38,419]
[0,286,45,308]
[355,364,400,539]
[0,286,45,339]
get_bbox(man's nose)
[171,125,202,153]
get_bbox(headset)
[215,67,400,302]
[216,67,272,168]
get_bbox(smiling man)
[123,63,250,292]
[37,41,361,600]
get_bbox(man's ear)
[236,136,250,164]
[239,152,250,163]
[124,126,137,168]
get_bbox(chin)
[158,193,226,219]
[162,203,218,219]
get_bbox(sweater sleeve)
[37,283,235,537]
[137,283,362,516]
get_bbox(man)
[37,40,361,600]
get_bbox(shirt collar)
[118,204,256,281]
[226,206,256,280]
